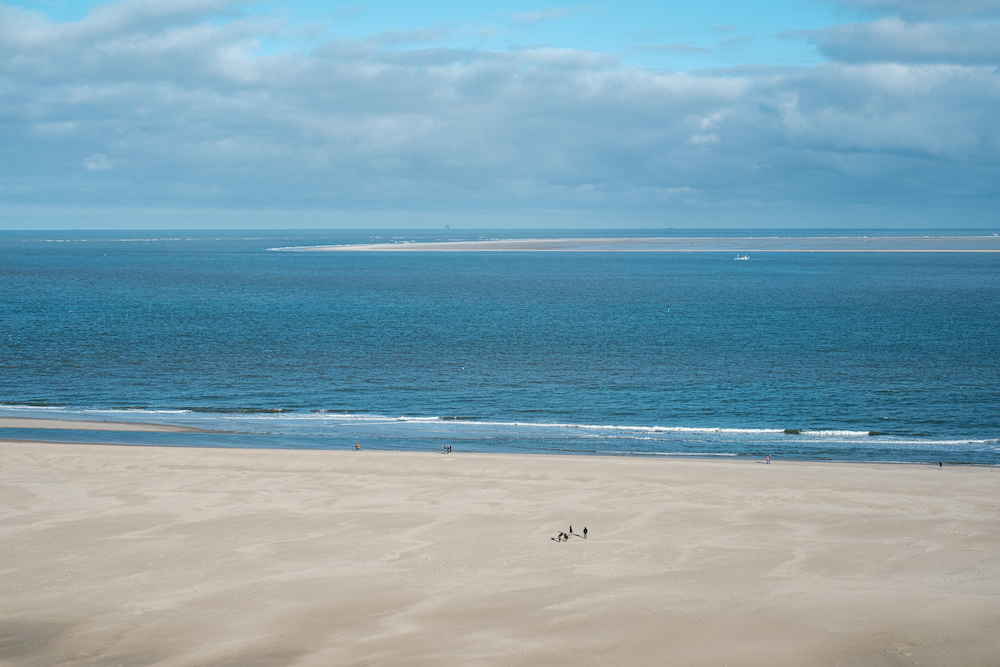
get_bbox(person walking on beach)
[583,527,588,539]
[766,454,770,464]
[356,443,360,450]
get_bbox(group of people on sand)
[556,525,587,542]
[443,445,453,453]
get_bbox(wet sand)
[2,440,998,666]
[0,417,209,433]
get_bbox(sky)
[1,0,998,229]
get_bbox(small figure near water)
[939,461,943,468]
[766,454,770,464]
[355,443,360,450]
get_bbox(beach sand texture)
[2,441,998,666]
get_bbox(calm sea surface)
[1,230,998,463]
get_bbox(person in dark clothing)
[583,527,588,539]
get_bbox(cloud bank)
[832,0,1000,20]
[0,0,998,227]
[799,16,1000,64]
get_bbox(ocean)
[1,229,998,464]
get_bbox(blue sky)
[1,0,999,228]
[6,0,847,68]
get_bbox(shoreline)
[3,439,998,665]
[2,437,992,468]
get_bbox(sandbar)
[279,235,1000,252]
[0,417,209,433]
[1,440,998,666]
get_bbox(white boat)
[734,254,750,260]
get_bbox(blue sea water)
[1,229,998,464]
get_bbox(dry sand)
[1,441,998,666]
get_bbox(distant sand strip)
[279,235,1000,252]
[3,440,998,666]
[0,417,210,433]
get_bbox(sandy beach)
[2,441,998,666]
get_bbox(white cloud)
[510,8,575,26]
[83,154,114,171]
[832,0,1000,19]
[0,0,998,226]
[372,28,452,45]
[796,17,1000,64]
